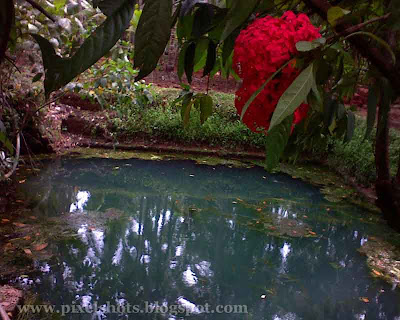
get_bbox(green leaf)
[33,0,135,97]
[193,38,209,72]
[54,0,67,14]
[265,115,293,172]
[269,62,315,131]
[184,42,196,83]
[220,0,259,41]
[32,73,43,83]
[295,38,325,52]
[0,132,13,155]
[199,94,213,124]
[203,40,217,77]
[327,6,350,26]
[241,59,291,121]
[0,0,14,64]
[134,0,172,80]
[345,111,355,142]
[364,83,379,140]
[93,0,128,17]
[345,32,396,65]
[181,93,194,128]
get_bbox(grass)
[325,119,400,186]
[109,87,266,149]
[104,85,400,187]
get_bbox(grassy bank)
[101,85,400,187]
[108,87,266,149]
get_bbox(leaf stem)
[24,0,57,22]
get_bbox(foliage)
[107,87,266,148]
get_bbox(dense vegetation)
[1,0,400,229]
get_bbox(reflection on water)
[21,158,400,319]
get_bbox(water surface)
[21,157,400,319]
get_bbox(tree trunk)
[375,89,400,230]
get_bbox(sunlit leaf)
[220,0,259,41]
[199,94,213,124]
[327,6,350,26]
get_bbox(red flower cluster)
[233,11,321,133]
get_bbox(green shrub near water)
[325,119,400,186]
[107,85,400,187]
[109,87,266,149]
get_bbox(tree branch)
[333,13,391,38]
[396,150,400,184]
[302,0,400,97]
[24,0,57,22]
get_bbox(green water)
[20,157,400,319]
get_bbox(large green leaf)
[220,0,259,41]
[184,42,196,83]
[93,0,128,17]
[364,83,379,140]
[33,0,135,96]
[203,40,217,77]
[269,62,314,131]
[134,0,172,80]
[265,115,293,172]
[0,0,14,64]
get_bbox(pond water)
[19,157,400,320]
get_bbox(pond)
[17,156,400,319]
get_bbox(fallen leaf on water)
[24,248,33,255]
[34,243,48,251]
[372,269,382,276]
[360,297,369,303]
[309,231,317,236]
[13,222,27,227]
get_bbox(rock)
[0,286,23,315]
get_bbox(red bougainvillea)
[233,11,321,133]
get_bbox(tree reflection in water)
[23,158,400,320]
